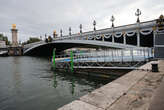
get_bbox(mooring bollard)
[151,62,159,72]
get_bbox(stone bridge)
[23,18,163,56]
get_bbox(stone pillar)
[11,24,18,47]
[123,33,126,45]
[112,34,114,43]
[94,35,96,40]
[137,30,140,47]
[153,29,156,47]
[112,27,115,43]
[137,23,140,47]
[102,35,104,42]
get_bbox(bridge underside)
[24,39,140,56]
[24,43,109,56]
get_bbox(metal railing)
[53,48,153,70]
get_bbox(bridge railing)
[53,34,82,41]
[23,41,45,49]
[24,19,157,51]
[52,19,157,41]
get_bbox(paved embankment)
[149,67,164,110]
[57,60,164,110]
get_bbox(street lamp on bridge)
[45,33,47,39]
[135,9,142,47]
[135,9,141,22]
[79,24,82,34]
[110,15,115,43]
[93,20,96,31]
[40,36,42,40]
[110,15,115,27]
[69,27,72,36]
[60,29,63,37]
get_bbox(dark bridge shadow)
[24,43,99,56]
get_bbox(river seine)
[0,56,111,110]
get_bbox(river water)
[0,56,112,110]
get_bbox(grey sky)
[0,0,163,42]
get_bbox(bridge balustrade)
[50,20,157,48]
[24,19,163,56]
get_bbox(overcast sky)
[0,0,163,42]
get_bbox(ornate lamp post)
[135,9,141,23]
[157,15,164,30]
[60,29,63,37]
[45,33,47,39]
[110,15,115,27]
[45,33,48,43]
[69,27,71,36]
[110,15,115,43]
[80,24,82,34]
[53,30,57,38]
[40,36,42,40]
[135,9,141,47]
[93,20,96,31]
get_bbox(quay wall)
[57,60,164,110]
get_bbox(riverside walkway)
[149,68,164,110]
[57,60,164,110]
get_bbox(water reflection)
[0,56,113,110]
[53,72,76,95]
[70,77,75,95]
[53,72,57,88]
[12,57,22,95]
[52,71,112,96]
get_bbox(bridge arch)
[23,40,137,56]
